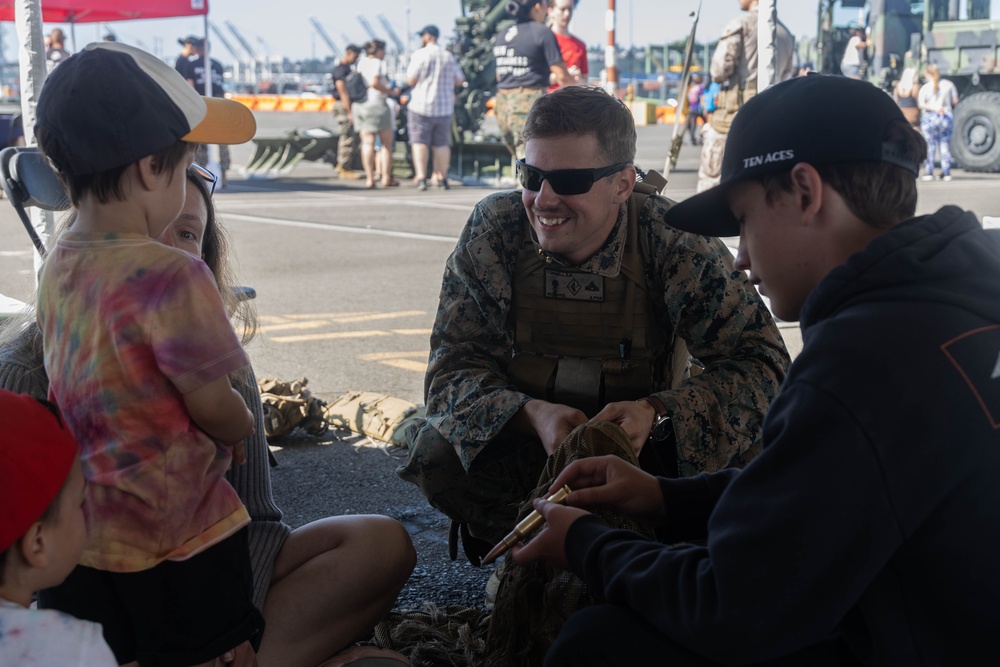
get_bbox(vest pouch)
[553,357,603,416]
[603,357,654,406]
[508,352,558,401]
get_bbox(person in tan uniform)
[697,0,794,192]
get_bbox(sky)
[9,0,1000,65]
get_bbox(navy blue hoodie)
[566,206,1000,665]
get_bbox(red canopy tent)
[0,0,208,23]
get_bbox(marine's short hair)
[521,86,637,165]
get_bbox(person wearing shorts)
[406,25,465,190]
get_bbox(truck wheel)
[951,91,1000,173]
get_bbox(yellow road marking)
[380,359,429,373]
[259,320,330,333]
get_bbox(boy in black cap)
[512,74,1000,665]
[34,42,263,666]
[0,389,117,665]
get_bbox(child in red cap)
[0,389,116,665]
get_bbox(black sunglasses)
[515,160,631,196]
[189,162,218,196]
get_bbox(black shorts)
[39,528,264,667]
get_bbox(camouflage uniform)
[397,190,789,548]
[495,87,546,158]
[332,101,359,170]
[697,7,795,192]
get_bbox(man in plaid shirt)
[406,25,465,190]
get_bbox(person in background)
[45,28,71,71]
[697,0,794,192]
[840,27,868,79]
[893,66,920,130]
[354,39,401,189]
[493,0,573,157]
[917,63,959,182]
[547,0,588,88]
[406,25,465,191]
[331,44,364,180]
[180,37,233,189]
[0,390,118,666]
[174,34,199,78]
[685,73,705,146]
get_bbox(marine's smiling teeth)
[538,216,568,227]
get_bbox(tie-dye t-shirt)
[0,601,118,665]
[37,232,250,572]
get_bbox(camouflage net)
[367,422,653,667]
[257,377,329,439]
[370,603,490,667]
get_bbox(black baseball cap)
[36,42,256,175]
[345,43,362,54]
[178,35,203,47]
[417,25,440,38]
[663,74,920,237]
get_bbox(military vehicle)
[810,0,1000,172]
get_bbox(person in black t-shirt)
[330,45,363,179]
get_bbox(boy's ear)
[134,155,162,192]
[789,163,824,223]
[17,521,48,569]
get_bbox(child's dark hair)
[34,128,191,207]
[747,119,927,229]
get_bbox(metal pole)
[605,0,617,95]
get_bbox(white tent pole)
[758,0,777,91]
[15,0,54,271]
[203,13,211,98]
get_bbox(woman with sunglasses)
[0,165,416,667]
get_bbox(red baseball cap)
[0,389,78,553]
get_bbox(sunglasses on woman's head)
[190,162,218,196]
[515,160,631,196]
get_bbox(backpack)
[257,377,329,439]
[344,70,368,103]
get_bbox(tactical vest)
[506,175,687,417]
[710,10,759,134]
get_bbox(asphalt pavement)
[1,114,998,614]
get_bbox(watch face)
[651,416,672,442]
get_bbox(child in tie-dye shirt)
[33,43,263,666]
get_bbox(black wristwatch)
[639,395,673,443]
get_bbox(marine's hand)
[551,455,666,524]
[591,400,656,453]
[510,498,590,570]
[521,399,588,455]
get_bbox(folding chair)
[0,145,70,257]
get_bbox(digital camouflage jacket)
[424,190,790,473]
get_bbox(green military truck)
[809,0,1000,172]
